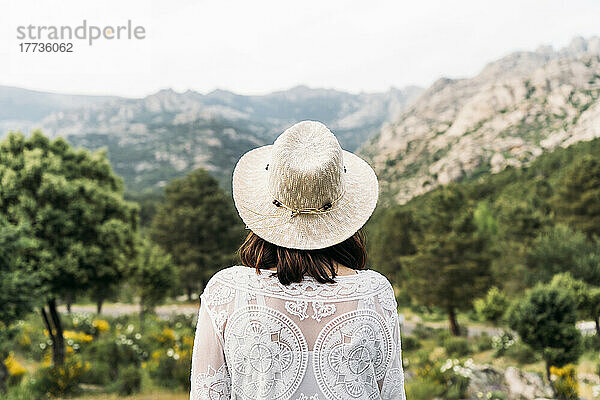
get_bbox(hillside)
[16,85,421,192]
[362,36,600,204]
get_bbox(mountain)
[362,36,600,204]
[26,85,421,192]
[0,85,118,133]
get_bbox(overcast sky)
[1,0,599,98]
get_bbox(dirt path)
[58,303,199,319]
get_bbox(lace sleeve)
[190,292,231,400]
[379,283,406,400]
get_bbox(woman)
[190,121,405,400]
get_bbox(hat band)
[272,188,345,218]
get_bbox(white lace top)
[190,265,406,400]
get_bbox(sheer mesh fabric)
[190,265,406,400]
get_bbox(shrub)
[29,357,89,398]
[117,365,142,396]
[405,376,445,400]
[551,364,579,400]
[412,323,437,339]
[474,334,494,352]
[147,347,192,390]
[582,335,600,352]
[474,287,509,324]
[3,353,27,386]
[402,335,422,351]
[492,331,515,357]
[443,337,471,357]
[80,361,112,385]
[505,341,537,364]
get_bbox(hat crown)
[267,121,344,210]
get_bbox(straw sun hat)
[232,120,378,250]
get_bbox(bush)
[551,364,579,400]
[443,337,471,357]
[29,357,89,398]
[405,376,445,400]
[412,323,437,339]
[474,287,509,324]
[3,353,27,386]
[474,334,493,352]
[402,335,422,351]
[80,361,112,385]
[582,335,600,352]
[117,365,142,396]
[492,331,515,357]
[505,341,537,364]
[147,347,192,390]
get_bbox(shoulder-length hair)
[239,230,367,285]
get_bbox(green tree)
[132,237,176,324]
[526,225,600,286]
[553,154,600,238]
[150,169,243,299]
[474,286,509,325]
[402,185,493,335]
[508,284,582,380]
[0,217,38,392]
[0,132,138,366]
[581,287,600,336]
[368,208,418,285]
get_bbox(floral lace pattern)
[381,367,405,400]
[224,305,308,400]
[207,266,391,302]
[191,266,405,400]
[194,364,231,400]
[313,309,393,400]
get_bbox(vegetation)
[149,168,244,299]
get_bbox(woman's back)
[190,265,405,400]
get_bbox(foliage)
[3,353,26,387]
[553,154,600,238]
[443,337,472,357]
[116,365,142,396]
[29,357,89,398]
[0,131,138,365]
[150,168,243,298]
[526,225,600,286]
[132,237,176,317]
[491,331,515,357]
[401,185,493,335]
[550,364,579,400]
[474,286,509,324]
[508,284,582,378]
[505,341,538,364]
[401,335,422,351]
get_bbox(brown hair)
[239,230,367,285]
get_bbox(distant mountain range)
[362,36,600,204]
[3,36,600,200]
[0,84,421,192]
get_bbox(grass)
[73,392,187,400]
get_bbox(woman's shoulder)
[203,265,394,301]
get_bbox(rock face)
[362,36,600,204]
[503,367,554,400]
[466,365,554,400]
[6,85,421,192]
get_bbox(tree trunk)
[448,307,460,336]
[187,287,193,302]
[546,362,552,383]
[0,357,8,394]
[96,298,104,315]
[595,315,599,336]
[42,299,65,366]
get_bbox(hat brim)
[232,145,378,250]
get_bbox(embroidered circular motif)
[224,305,308,400]
[313,309,392,400]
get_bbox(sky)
[1,0,599,98]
